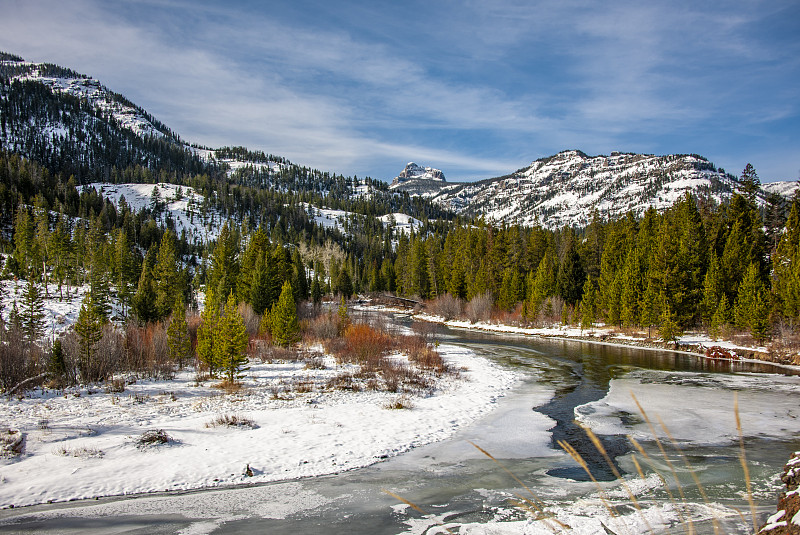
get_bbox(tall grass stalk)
[734,393,758,533]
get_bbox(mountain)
[763,181,800,199]
[394,150,746,229]
[388,162,447,196]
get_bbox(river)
[1,316,799,534]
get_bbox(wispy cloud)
[0,0,796,180]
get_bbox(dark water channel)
[1,316,798,534]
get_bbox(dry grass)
[212,379,245,394]
[135,429,172,448]
[205,413,257,429]
[384,396,414,410]
[0,429,24,457]
[52,444,104,458]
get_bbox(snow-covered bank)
[0,344,517,508]
[361,304,794,368]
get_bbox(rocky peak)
[391,162,446,187]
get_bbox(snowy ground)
[0,344,517,508]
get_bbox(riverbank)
[0,343,517,509]
[357,303,800,369]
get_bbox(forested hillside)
[2,52,800,395]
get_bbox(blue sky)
[1,0,798,182]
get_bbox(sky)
[0,0,798,183]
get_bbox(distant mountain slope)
[0,53,210,178]
[403,150,743,228]
[763,180,799,199]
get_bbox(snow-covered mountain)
[403,150,743,228]
[389,162,447,196]
[762,180,799,199]
[0,54,173,140]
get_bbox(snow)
[300,202,421,236]
[6,66,164,139]
[84,182,223,244]
[0,279,90,339]
[0,344,517,508]
[421,151,742,229]
[760,510,787,532]
[575,369,800,446]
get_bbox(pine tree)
[20,280,46,343]
[709,294,731,339]
[74,292,104,382]
[734,263,770,341]
[153,231,181,320]
[269,281,299,347]
[214,292,249,383]
[640,276,660,338]
[13,207,34,276]
[197,286,220,376]
[167,299,192,368]
[739,163,760,203]
[49,338,66,379]
[311,275,322,308]
[132,258,157,324]
[658,300,681,345]
[580,279,597,333]
[336,267,353,299]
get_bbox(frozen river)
[1,317,798,534]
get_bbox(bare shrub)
[307,311,339,341]
[104,378,126,393]
[428,294,462,320]
[237,302,261,337]
[260,344,300,362]
[325,372,360,392]
[0,325,45,392]
[294,378,314,393]
[0,429,24,456]
[123,322,174,379]
[205,413,257,429]
[384,396,414,410]
[337,323,394,368]
[53,444,104,458]
[465,292,494,323]
[136,429,172,448]
[304,355,326,370]
[212,379,245,394]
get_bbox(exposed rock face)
[390,162,446,187]
[758,451,800,534]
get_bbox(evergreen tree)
[268,281,299,347]
[20,280,46,343]
[709,294,731,339]
[580,279,597,333]
[114,228,137,316]
[153,231,181,320]
[311,275,322,308]
[658,300,681,345]
[132,257,158,323]
[13,207,34,276]
[336,267,353,299]
[167,299,192,368]
[214,292,249,382]
[734,263,770,340]
[197,286,220,376]
[48,338,66,379]
[640,277,660,338]
[739,163,760,203]
[74,292,104,382]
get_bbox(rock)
[758,452,800,534]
